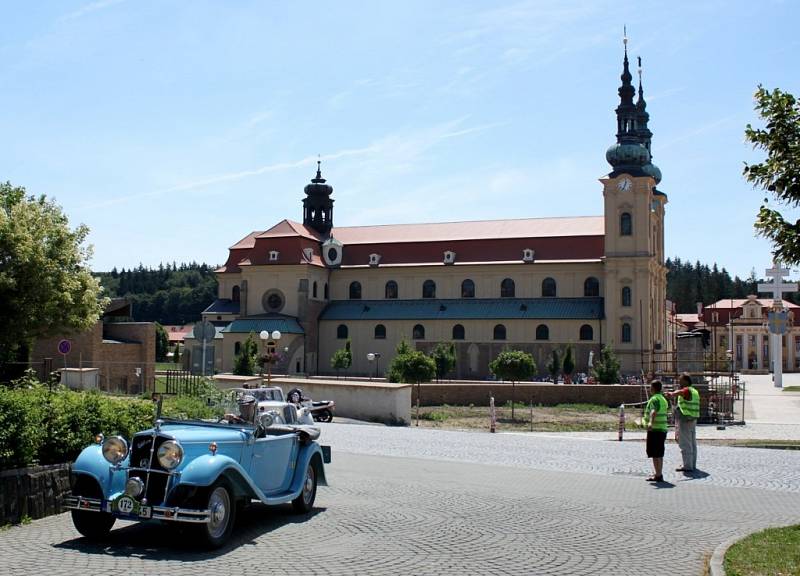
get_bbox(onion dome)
[302,160,334,234]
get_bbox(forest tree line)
[95,263,217,325]
[95,259,794,324]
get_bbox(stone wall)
[416,383,645,407]
[0,464,71,525]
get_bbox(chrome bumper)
[64,495,210,524]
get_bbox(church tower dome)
[302,160,334,234]
[606,33,651,176]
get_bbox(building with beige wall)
[198,47,668,378]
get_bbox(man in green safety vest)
[643,379,669,482]
[666,373,700,473]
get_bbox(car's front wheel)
[194,479,236,548]
[70,475,115,540]
[291,459,318,513]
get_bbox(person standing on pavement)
[666,373,700,472]
[643,379,669,482]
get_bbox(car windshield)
[156,386,287,427]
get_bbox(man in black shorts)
[643,380,669,482]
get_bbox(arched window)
[452,324,465,340]
[413,324,425,340]
[337,324,348,339]
[621,286,632,307]
[620,212,632,236]
[461,279,475,298]
[542,277,557,297]
[232,285,240,303]
[374,324,386,339]
[422,280,436,299]
[500,278,515,298]
[584,277,600,297]
[234,341,241,355]
[493,324,507,340]
[622,322,632,343]
[312,281,318,298]
[385,280,398,299]
[324,283,329,299]
[579,324,593,341]
[349,281,362,299]
[536,324,549,340]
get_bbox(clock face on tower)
[617,178,632,192]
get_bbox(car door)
[250,434,297,494]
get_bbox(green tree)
[744,86,800,264]
[331,339,352,378]
[0,183,108,378]
[387,339,413,383]
[430,342,456,382]
[489,349,536,420]
[173,343,181,364]
[562,344,575,384]
[592,345,621,384]
[233,332,258,376]
[546,348,561,382]
[155,323,169,362]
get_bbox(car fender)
[178,453,266,501]
[72,444,128,498]
[291,442,328,492]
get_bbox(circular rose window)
[262,289,285,313]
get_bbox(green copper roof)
[222,314,304,334]
[203,299,240,314]
[319,298,604,321]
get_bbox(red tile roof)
[706,298,799,309]
[331,216,604,244]
[218,216,606,272]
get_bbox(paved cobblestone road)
[2,424,799,576]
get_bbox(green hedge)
[0,377,222,470]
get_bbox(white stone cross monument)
[757,259,797,388]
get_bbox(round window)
[327,247,339,262]
[261,289,285,313]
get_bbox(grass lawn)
[782,386,800,392]
[414,403,633,432]
[155,362,182,371]
[724,524,800,576]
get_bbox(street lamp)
[259,330,282,384]
[367,352,382,381]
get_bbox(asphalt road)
[2,424,799,575]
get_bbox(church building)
[193,44,668,379]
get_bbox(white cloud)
[62,0,126,21]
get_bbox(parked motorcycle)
[287,388,336,423]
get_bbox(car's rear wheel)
[193,479,236,549]
[70,475,115,540]
[291,460,317,513]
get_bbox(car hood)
[138,422,250,444]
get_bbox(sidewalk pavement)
[532,372,800,442]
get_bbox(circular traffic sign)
[58,339,72,355]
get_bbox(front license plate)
[112,495,140,517]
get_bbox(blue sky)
[1,0,797,278]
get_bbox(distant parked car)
[65,388,330,548]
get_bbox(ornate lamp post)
[259,330,282,384]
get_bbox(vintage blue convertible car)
[64,388,330,547]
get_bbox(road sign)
[768,310,789,335]
[58,339,72,355]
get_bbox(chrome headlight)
[125,477,145,497]
[157,440,183,470]
[101,436,129,465]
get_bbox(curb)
[709,535,740,576]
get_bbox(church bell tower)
[601,33,667,372]
[303,161,334,234]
